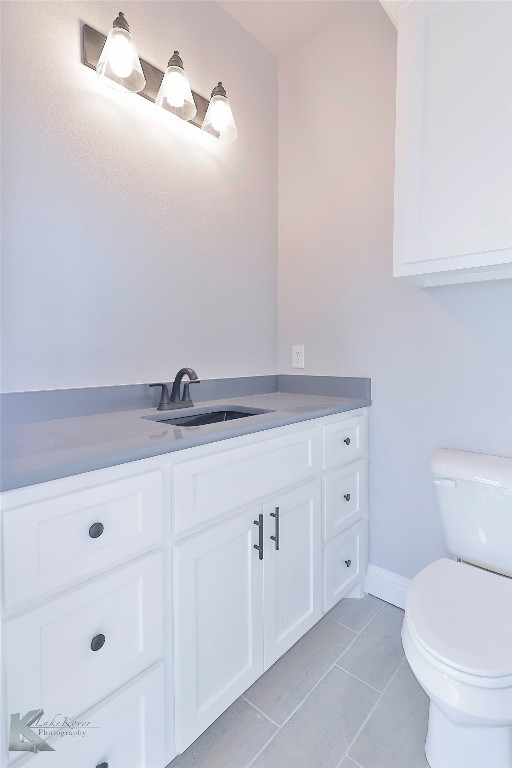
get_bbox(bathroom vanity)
[1,399,368,767]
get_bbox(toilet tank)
[430,449,512,577]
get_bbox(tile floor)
[169,595,430,768]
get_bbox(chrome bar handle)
[270,506,280,551]
[254,514,264,560]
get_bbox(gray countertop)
[0,392,370,492]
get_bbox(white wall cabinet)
[393,0,512,286]
[1,410,368,767]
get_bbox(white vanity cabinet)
[393,0,512,286]
[174,480,321,750]
[173,479,321,751]
[1,408,368,767]
[0,458,174,768]
[321,414,368,611]
[171,425,322,751]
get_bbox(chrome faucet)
[149,368,200,411]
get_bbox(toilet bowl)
[402,449,512,768]
[402,558,512,768]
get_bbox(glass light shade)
[155,65,197,121]
[96,27,146,93]
[202,86,238,144]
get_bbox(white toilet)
[402,449,512,768]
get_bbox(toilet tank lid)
[430,449,512,489]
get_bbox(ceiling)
[217,1,399,59]
[217,1,350,59]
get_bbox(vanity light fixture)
[82,15,237,142]
[96,11,146,93]
[201,83,238,144]
[155,51,197,121]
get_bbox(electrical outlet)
[292,345,305,369]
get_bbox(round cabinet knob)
[96,763,109,768]
[344,437,351,446]
[89,522,104,539]
[90,633,106,652]
[345,559,352,568]
[344,493,351,502]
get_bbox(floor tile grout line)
[245,617,378,768]
[333,605,385,663]
[243,604,395,768]
[347,757,365,768]
[331,603,384,637]
[244,605,390,767]
[334,657,407,768]
[326,605,384,635]
[325,615,359,637]
[245,654,355,767]
[244,720,283,767]
[332,664,383,694]
[241,695,280,728]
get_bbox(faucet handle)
[149,383,172,411]
[181,379,200,404]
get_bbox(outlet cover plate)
[292,345,305,369]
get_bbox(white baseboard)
[366,564,411,609]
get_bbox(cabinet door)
[173,509,264,752]
[263,479,322,669]
[393,0,512,285]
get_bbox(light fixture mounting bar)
[82,23,209,129]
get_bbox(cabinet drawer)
[3,470,163,608]
[8,664,167,768]
[173,428,321,534]
[6,553,164,722]
[323,460,367,542]
[323,414,367,470]
[323,521,366,612]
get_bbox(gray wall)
[277,0,512,580]
[3,0,511,581]
[1,1,278,392]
